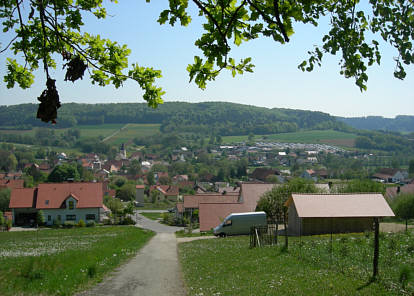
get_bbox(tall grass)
[0,226,154,295]
[179,230,414,295]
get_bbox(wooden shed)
[285,193,394,236]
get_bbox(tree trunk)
[406,219,408,232]
[373,217,379,279]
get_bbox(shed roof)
[286,193,394,218]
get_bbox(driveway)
[77,212,185,296]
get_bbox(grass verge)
[179,231,414,295]
[140,212,164,220]
[175,230,214,238]
[0,226,154,296]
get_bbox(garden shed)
[285,193,394,236]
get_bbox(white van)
[213,211,267,237]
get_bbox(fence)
[250,224,282,248]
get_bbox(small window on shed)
[45,200,49,205]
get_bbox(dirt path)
[77,213,185,296]
[101,123,129,142]
[380,222,414,233]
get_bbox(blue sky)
[0,0,413,118]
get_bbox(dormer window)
[68,200,74,210]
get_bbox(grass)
[175,230,214,238]
[105,124,161,145]
[222,130,357,147]
[140,212,164,220]
[179,231,414,295]
[0,226,154,296]
[139,202,174,210]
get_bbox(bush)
[86,221,96,227]
[77,219,86,227]
[36,210,45,226]
[63,221,75,228]
[121,216,135,225]
[87,264,97,278]
[6,219,12,230]
[53,217,61,228]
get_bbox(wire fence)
[250,224,282,248]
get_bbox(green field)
[140,212,164,220]
[222,130,357,147]
[0,226,154,296]
[77,124,125,139]
[105,123,161,145]
[179,231,414,295]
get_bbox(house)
[250,168,280,182]
[386,184,414,200]
[285,193,394,236]
[9,182,103,226]
[0,179,24,190]
[301,169,317,181]
[150,185,179,201]
[198,182,275,231]
[135,185,145,203]
[372,168,408,183]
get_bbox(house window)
[68,200,74,210]
[48,215,51,221]
[86,214,95,220]
[57,215,61,221]
[66,215,76,221]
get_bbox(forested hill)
[0,102,349,136]
[336,115,414,133]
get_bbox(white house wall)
[42,208,100,225]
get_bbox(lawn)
[179,231,414,296]
[139,202,175,210]
[0,226,154,296]
[222,130,357,147]
[140,212,164,220]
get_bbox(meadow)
[0,226,154,296]
[222,130,357,147]
[179,230,414,296]
[104,123,161,145]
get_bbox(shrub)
[86,221,96,227]
[399,265,413,289]
[0,210,4,226]
[63,221,75,228]
[36,210,45,226]
[77,219,86,227]
[6,219,12,230]
[53,217,61,228]
[121,216,135,225]
[87,265,97,278]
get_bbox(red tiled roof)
[199,203,246,231]
[183,194,238,209]
[176,202,184,213]
[136,185,145,189]
[36,182,103,209]
[4,211,12,221]
[239,183,274,211]
[386,184,414,199]
[9,188,36,208]
[150,185,179,196]
[5,179,24,189]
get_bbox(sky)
[0,0,413,118]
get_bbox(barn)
[285,193,394,236]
